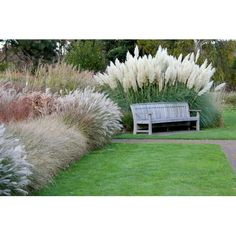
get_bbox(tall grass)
[8,116,88,192]
[34,62,97,93]
[0,84,20,103]
[95,46,225,129]
[0,86,55,123]
[0,86,30,122]
[0,62,97,93]
[55,88,123,148]
[0,68,34,92]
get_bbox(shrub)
[94,46,226,128]
[8,116,88,191]
[55,88,123,148]
[0,125,32,196]
[66,40,107,72]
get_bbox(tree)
[198,40,236,86]
[65,40,137,72]
[66,40,107,72]
[104,40,136,63]
[137,40,195,57]
[0,40,65,70]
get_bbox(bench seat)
[136,116,198,124]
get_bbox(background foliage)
[137,40,236,88]
[1,39,236,88]
[65,40,107,72]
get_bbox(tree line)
[1,39,236,88]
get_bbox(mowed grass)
[36,143,236,196]
[115,108,236,140]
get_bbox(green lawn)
[36,143,236,196]
[115,108,236,140]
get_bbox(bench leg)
[148,123,152,135]
[196,119,200,131]
[133,122,137,134]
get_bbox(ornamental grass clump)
[0,84,20,104]
[94,46,226,128]
[55,88,122,148]
[0,62,97,93]
[0,86,29,123]
[0,86,55,123]
[34,62,97,93]
[0,125,32,196]
[8,116,88,192]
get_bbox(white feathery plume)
[214,83,226,91]
[126,51,132,60]
[195,49,200,62]
[178,54,183,62]
[198,81,214,96]
[189,53,195,62]
[94,45,220,96]
[200,59,208,70]
[134,45,139,59]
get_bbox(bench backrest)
[130,102,190,121]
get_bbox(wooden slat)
[131,102,191,122]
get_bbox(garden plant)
[94,46,226,129]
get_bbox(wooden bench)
[130,102,200,135]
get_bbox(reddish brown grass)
[0,91,56,123]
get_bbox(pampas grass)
[8,116,88,191]
[95,45,225,94]
[95,46,226,128]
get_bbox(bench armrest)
[189,109,201,112]
[190,109,200,118]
